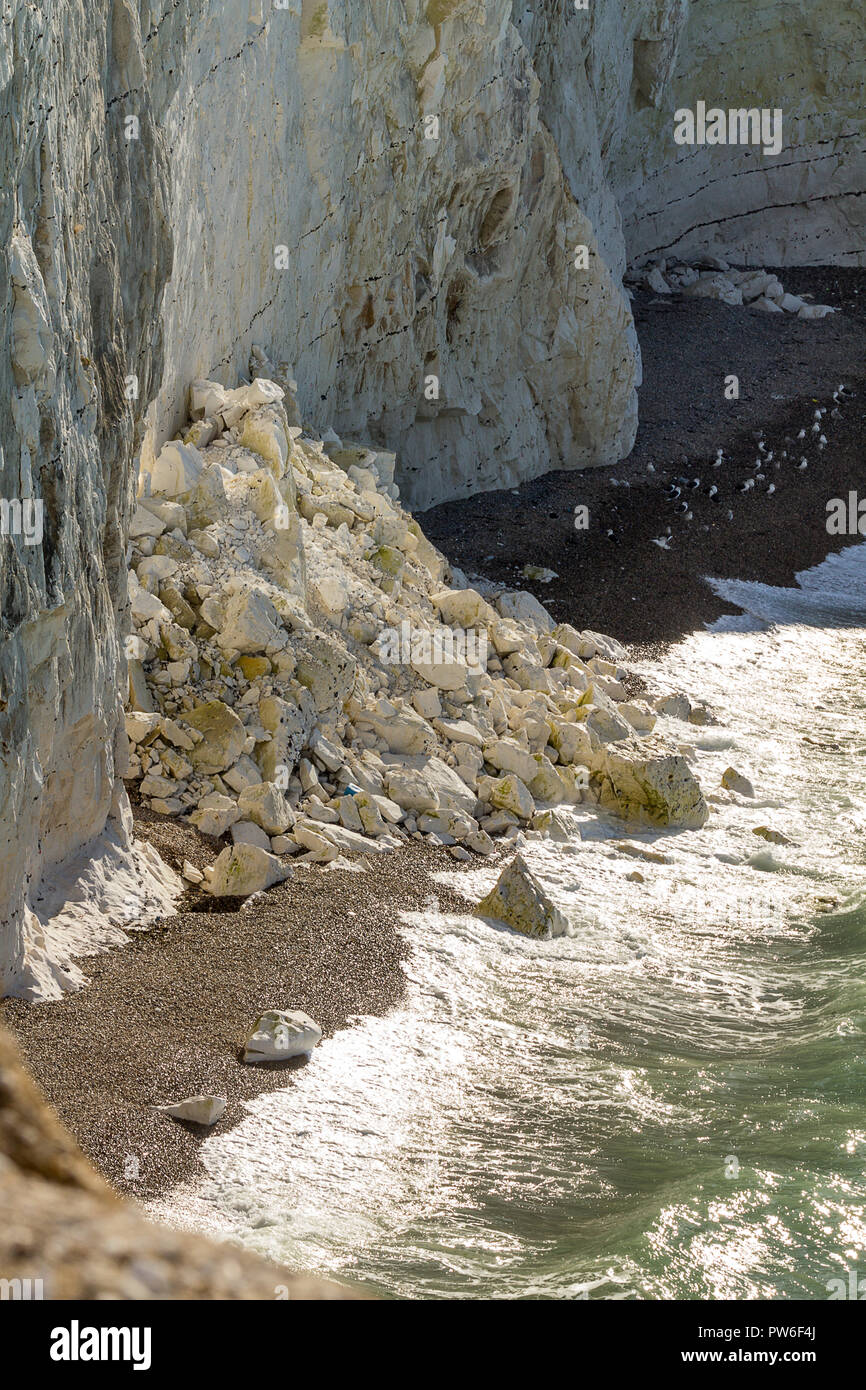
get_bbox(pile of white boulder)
[633,256,836,318]
[124,354,709,899]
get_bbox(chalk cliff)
[1,0,863,995]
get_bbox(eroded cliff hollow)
[1,0,863,995]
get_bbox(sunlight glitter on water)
[148,544,866,1300]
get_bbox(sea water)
[149,543,866,1300]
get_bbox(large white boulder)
[384,766,440,813]
[217,589,284,654]
[184,701,247,774]
[431,587,496,627]
[237,781,293,834]
[479,773,535,820]
[496,591,555,633]
[148,442,204,497]
[483,738,538,784]
[208,844,293,897]
[190,793,240,838]
[475,854,569,938]
[595,738,709,829]
[242,1009,322,1063]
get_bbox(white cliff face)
[1,0,178,997]
[1,0,863,993]
[143,0,639,513]
[519,0,866,271]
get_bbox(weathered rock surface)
[475,854,569,939]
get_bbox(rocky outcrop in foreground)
[123,364,708,907]
[0,1025,354,1298]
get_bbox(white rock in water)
[619,700,657,733]
[243,1010,322,1064]
[721,766,755,797]
[157,1095,226,1126]
[149,442,204,497]
[595,738,709,829]
[208,844,293,897]
[653,692,692,721]
[475,853,569,938]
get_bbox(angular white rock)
[208,843,293,896]
[157,1095,226,1126]
[242,1009,322,1063]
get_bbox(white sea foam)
[148,544,866,1299]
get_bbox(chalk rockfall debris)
[120,374,711,897]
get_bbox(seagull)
[818,434,827,446]
[767,483,775,494]
[675,501,689,512]
[708,485,718,499]
[799,459,808,470]
[737,479,755,492]
[726,509,734,520]
[797,429,806,439]
[651,535,672,549]
[647,463,655,473]
[666,484,681,499]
